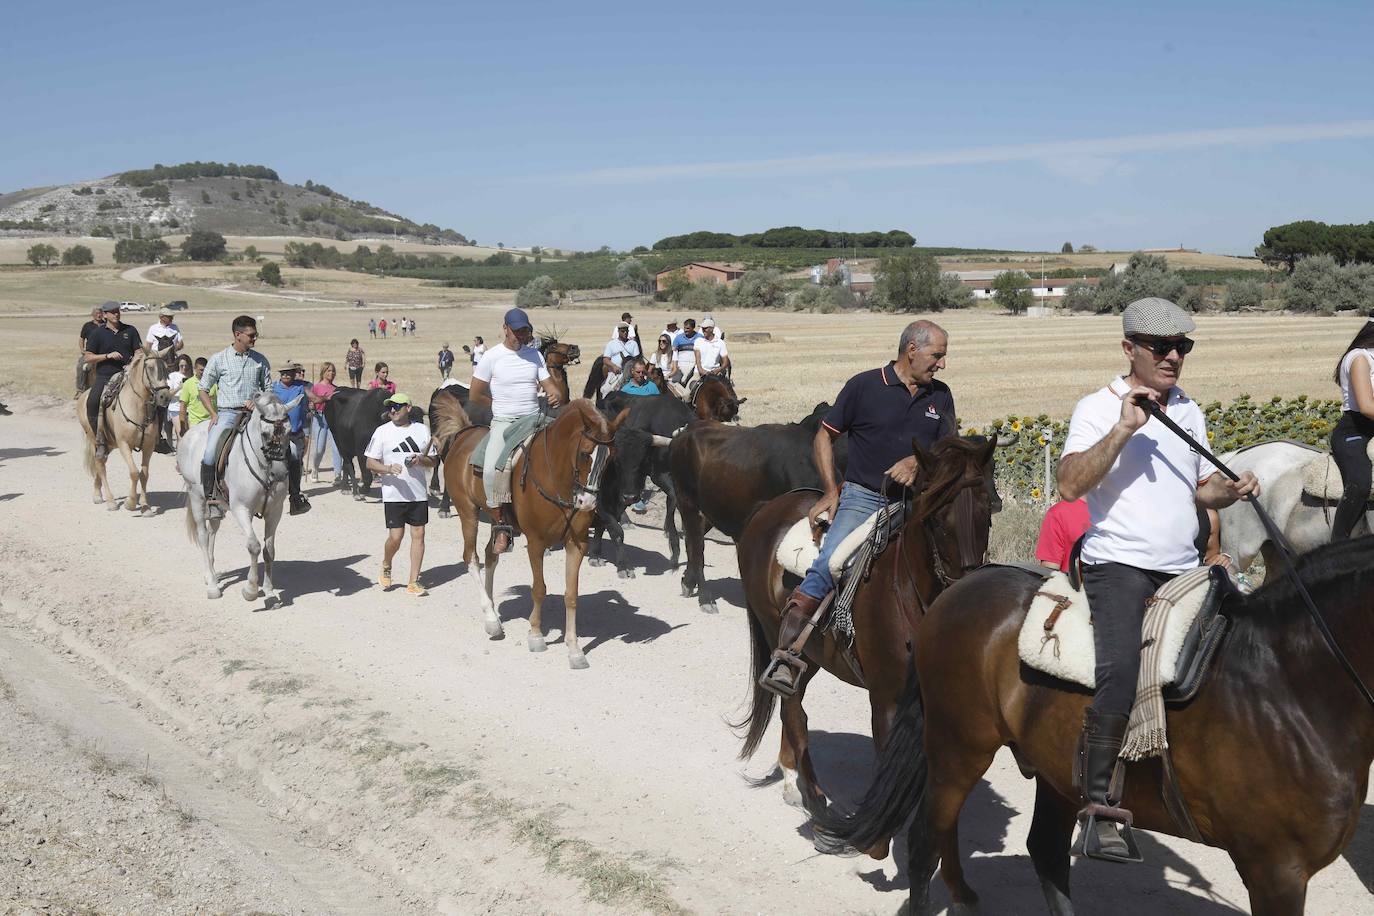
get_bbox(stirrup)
[759,650,807,699]
[1072,804,1142,863]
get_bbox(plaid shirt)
[201,344,271,409]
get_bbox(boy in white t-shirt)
[1057,296,1258,864]
[364,393,436,595]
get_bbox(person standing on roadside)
[77,305,103,394]
[379,318,388,339]
[365,392,435,595]
[345,339,366,387]
[438,343,455,380]
[178,357,213,435]
[270,363,312,516]
[307,363,343,483]
[470,336,486,365]
[83,302,144,459]
[199,315,271,517]
[368,318,377,339]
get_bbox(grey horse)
[176,390,302,600]
[1217,439,1370,574]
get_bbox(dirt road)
[2,398,1370,913]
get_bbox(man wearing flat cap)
[1056,296,1259,864]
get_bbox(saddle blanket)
[469,413,550,473]
[1017,565,1214,690]
[1301,438,1374,501]
[776,505,896,580]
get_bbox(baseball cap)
[1122,297,1195,337]
[383,392,412,407]
[158,306,176,317]
[503,307,532,330]
[700,317,716,328]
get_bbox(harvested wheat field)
[1,265,1371,914]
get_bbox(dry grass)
[1,264,1361,431]
[933,249,1267,273]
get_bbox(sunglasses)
[1132,336,1194,358]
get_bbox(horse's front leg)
[230,501,264,602]
[115,441,140,512]
[260,486,286,595]
[526,537,548,653]
[563,533,590,669]
[191,501,222,599]
[138,449,154,514]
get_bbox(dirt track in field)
[1,398,1370,914]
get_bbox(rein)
[1143,399,1374,710]
[527,417,614,544]
[888,470,984,616]
[115,355,170,436]
[234,406,289,514]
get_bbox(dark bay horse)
[690,374,743,422]
[735,436,997,845]
[433,397,628,669]
[816,536,1374,915]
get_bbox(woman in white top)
[1330,322,1374,539]
[166,354,191,448]
[650,333,674,375]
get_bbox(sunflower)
[1009,419,1023,432]
[1030,487,1042,500]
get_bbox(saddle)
[1017,564,1234,705]
[208,411,254,500]
[1300,438,1374,501]
[468,414,550,474]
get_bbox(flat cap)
[1122,297,1195,337]
[158,306,176,317]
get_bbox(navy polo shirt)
[823,362,956,494]
[86,322,143,378]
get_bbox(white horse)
[177,390,301,600]
[1217,439,1371,574]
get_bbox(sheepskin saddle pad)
[776,506,892,581]
[1301,438,1374,502]
[1018,565,1226,692]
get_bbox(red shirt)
[1035,499,1090,572]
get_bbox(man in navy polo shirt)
[762,319,954,696]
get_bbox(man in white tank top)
[469,308,564,552]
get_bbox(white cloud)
[552,120,1374,185]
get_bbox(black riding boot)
[759,588,823,698]
[1072,711,1141,863]
[200,463,224,518]
[287,452,311,515]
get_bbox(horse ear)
[911,438,936,491]
[737,397,748,405]
[284,394,304,412]
[609,407,631,432]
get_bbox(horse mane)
[563,398,607,432]
[1234,535,1374,624]
[430,391,473,455]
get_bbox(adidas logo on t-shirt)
[393,436,422,454]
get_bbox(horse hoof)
[241,586,262,602]
[206,588,222,600]
[107,503,120,512]
[617,568,635,579]
[438,509,451,520]
[782,781,806,809]
[483,619,505,639]
[528,634,547,653]
[568,651,589,670]
[680,583,692,597]
[588,556,605,567]
[699,601,719,615]
[92,495,103,505]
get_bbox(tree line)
[1257,220,1374,272]
[652,226,916,250]
[118,161,281,187]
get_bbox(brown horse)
[433,397,629,669]
[690,373,743,421]
[815,535,1374,916]
[735,436,997,844]
[538,337,580,404]
[77,348,174,513]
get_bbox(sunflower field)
[973,393,1343,504]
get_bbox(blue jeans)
[310,411,342,473]
[202,408,244,466]
[798,483,897,600]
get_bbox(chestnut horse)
[815,536,1374,916]
[735,436,997,848]
[433,397,628,669]
[690,374,743,422]
[77,348,174,513]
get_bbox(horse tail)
[184,498,198,542]
[582,361,603,400]
[810,660,928,855]
[429,392,472,457]
[730,604,777,761]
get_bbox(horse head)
[694,375,742,422]
[133,347,175,406]
[250,390,298,463]
[567,401,630,513]
[909,434,999,583]
[539,337,581,367]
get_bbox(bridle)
[889,467,989,617]
[115,352,172,436]
[526,416,616,544]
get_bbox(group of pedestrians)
[367,317,418,339]
[599,310,731,398]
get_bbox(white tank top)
[1339,348,1374,412]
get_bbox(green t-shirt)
[180,377,215,426]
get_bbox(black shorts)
[384,500,429,529]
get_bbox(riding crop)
[1140,397,1374,709]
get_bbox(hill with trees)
[652,226,917,250]
[0,161,469,245]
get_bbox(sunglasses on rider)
[1131,336,1194,358]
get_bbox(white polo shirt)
[146,321,182,351]
[693,334,728,371]
[1062,376,1217,574]
[473,342,550,417]
[602,336,640,371]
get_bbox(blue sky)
[5,0,1372,254]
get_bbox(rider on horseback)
[83,302,144,460]
[1057,297,1258,863]
[762,320,955,697]
[198,315,272,519]
[468,308,565,554]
